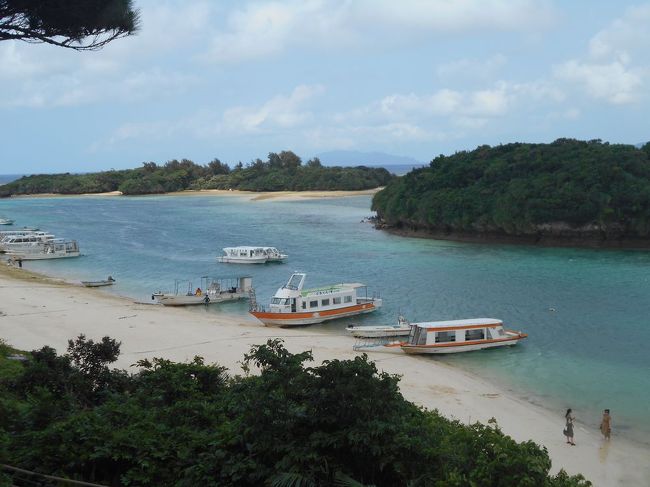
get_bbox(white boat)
[153,276,253,306]
[0,218,14,225]
[399,318,527,354]
[249,272,382,327]
[81,276,115,287]
[0,231,55,252]
[7,239,80,260]
[217,246,288,264]
[346,316,411,338]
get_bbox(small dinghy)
[82,276,115,287]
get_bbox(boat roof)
[412,318,503,329]
[223,246,278,251]
[301,282,365,295]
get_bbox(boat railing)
[248,288,266,312]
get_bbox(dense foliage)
[0,151,394,197]
[0,336,590,486]
[0,0,139,50]
[372,139,650,241]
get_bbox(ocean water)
[1,194,649,445]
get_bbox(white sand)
[0,266,648,486]
[10,188,381,202]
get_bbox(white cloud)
[203,0,555,63]
[554,60,643,105]
[218,85,325,134]
[588,4,650,60]
[553,4,650,105]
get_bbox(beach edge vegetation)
[0,336,590,486]
[372,139,650,247]
[0,151,394,197]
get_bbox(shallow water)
[1,194,648,444]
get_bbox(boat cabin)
[401,318,526,354]
[250,272,382,326]
[267,273,367,314]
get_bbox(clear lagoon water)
[1,194,649,445]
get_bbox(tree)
[0,0,139,51]
[208,158,230,175]
[306,157,322,168]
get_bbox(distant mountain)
[635,142,648,148]
[315,150,424,167]
[0,174,23,186]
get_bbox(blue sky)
[1,0,649,173]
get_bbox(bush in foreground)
[0,336,590,486]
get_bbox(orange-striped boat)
[400,318,527,354]
[249,272,382,327]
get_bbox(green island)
[0,151,393,197]
[0,337,589,486]
[371,139,650,247]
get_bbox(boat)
[0,218,14,225]
[6,239,80,260]
[399,318,527,354]
[216,246,288,264]
[346,316,411,338]
[249,272,382,327]
[81,276,115,287]
[0,231,55,252]
[153,276,253,306]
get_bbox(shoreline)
[5,188,382,202]
[1,263,648,485]
[376,223,650,250]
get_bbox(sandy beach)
[0,264,648,486]
[8,188,382,202]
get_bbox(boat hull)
[401,332,527,354]
[82,281,114,287]
[251,302,379,327]
[155,292,247,306]
[216,257,269,264]
[8,251,80,260]
[346,326,411,338]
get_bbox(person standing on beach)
[564,409,576,445]
[600,409,611,440]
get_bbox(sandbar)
[7,188,382,202]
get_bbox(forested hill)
[0,151,394,197]
[372,139,650,246]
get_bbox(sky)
[1,0,649,173]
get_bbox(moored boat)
[0,218,14,225]
[346,316,410,338]
[400,318,527,354]
[249,272,382,327]
[0,231,56,252]
[217,246,287,264]
[82,276,115,287]
[7,239,80,260]
[153,276,253,306]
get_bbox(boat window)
[333,297,341,304]
[411,327,427,345]
[435,331,456,343]
[465,329,485,341]
[271,298,282,304]
[301,302,306,309]
[344,295,353,303]
[310,300,318,308]
[321,298,330,306]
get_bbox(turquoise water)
[1,195,649,444]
